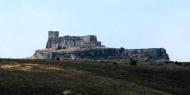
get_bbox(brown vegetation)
[0,59,189,95]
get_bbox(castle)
[31,31,170,62]
[46,31,102,49]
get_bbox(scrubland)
[0,59,189,95]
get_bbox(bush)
[175,61,182,65]
[130,60,137,65]
[112,62,118,65]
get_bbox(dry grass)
[0,63,64,72]
[0,59,189,95]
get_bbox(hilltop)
[30,31,169,63]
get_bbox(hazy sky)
[0,0,190,61]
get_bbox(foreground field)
[0,59,189,95]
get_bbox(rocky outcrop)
[32,47,169,62]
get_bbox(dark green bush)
[130,60,137,65]
[175,61,182,65]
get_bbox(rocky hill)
[32,47,169,62]
[30,31,169,62]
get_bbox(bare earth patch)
[0,63,64,72]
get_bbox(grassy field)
[0,59,189,95]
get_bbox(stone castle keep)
[46,31,102,49]
[31,31,169,62]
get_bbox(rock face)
[46,31,102,49]
[32,47,169,62]
[31,31,170,62]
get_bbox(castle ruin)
[46,31,102,49]
[31,31,170,62]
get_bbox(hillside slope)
[0,59,189,95]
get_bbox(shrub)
[130,60,137,65]
[175,61,182,65]
[113,62,118,65]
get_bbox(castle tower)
[48,31,59,39]
[46,31,59,49]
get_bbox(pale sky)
[0,0,190,61]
